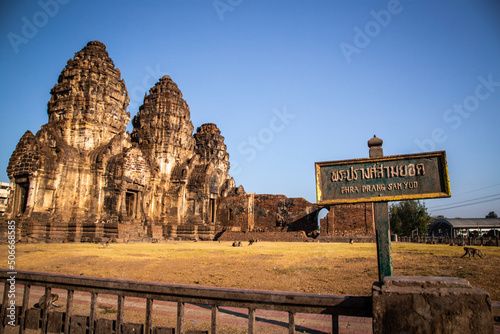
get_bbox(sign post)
[368,136,393,281]
[315,136,450,281]
[374,202,392,281]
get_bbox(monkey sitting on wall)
[460,247,484,258]
[36,293,60,310]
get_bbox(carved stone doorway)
[210,198,216,223]
[15,177,29,214]
[125,190,139,219]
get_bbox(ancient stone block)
[372,276,494,334]
[95,318,115,333]
[24,308,40,330]
[69,315,88,334]
[153,327,175,334]
[46,311,64,333]
[122,322,144,334]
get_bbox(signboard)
[315,151,450,205]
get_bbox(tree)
[389,200,431,236]
[485,211,498,218]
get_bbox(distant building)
[429,218,500,238]
[0,182,11,215]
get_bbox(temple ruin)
[2,41,375,243]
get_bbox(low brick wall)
[398,235,499,246]
[216,231,312,242]
[317,236,375,243]
[217,231,376,243]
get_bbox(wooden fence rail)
[397,236,499,246]
[0,270,372,334]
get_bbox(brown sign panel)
[315,151,450,205]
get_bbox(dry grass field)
[1,241,499,300]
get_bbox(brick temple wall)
[217,194,254,231]
[320,203,375,240]
[253,195,318,232]
[218,194,319,233]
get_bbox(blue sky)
[1,0,499,218]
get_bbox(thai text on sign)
[315,151,450,205]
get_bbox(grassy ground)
[1,241,499,300]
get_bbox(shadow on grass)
[196,304,329,334]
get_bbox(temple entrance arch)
[317,207,330,235]
[125,190,138,218]
[209,198,216,223]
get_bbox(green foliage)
[98,305,117,314]
[389,200,431,236]
[485,211,498,218]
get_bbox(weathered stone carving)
[48,40,130,151]
[3,40,374,243]
[131,75,194,175]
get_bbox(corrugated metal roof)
[433,218,500,229]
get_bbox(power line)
[427,193,500,209]
[457,182,500,196]
[429,196,500,212]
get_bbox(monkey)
[248,240,254,246]
[461,247,484,258]
[99,240,110,248]
[37,293,60,310]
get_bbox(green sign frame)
[315,151,450,205]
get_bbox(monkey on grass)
[99,240,110,248]
[460,247,484,258]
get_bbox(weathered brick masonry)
[319,204,375,242]
[217,190,320,235]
